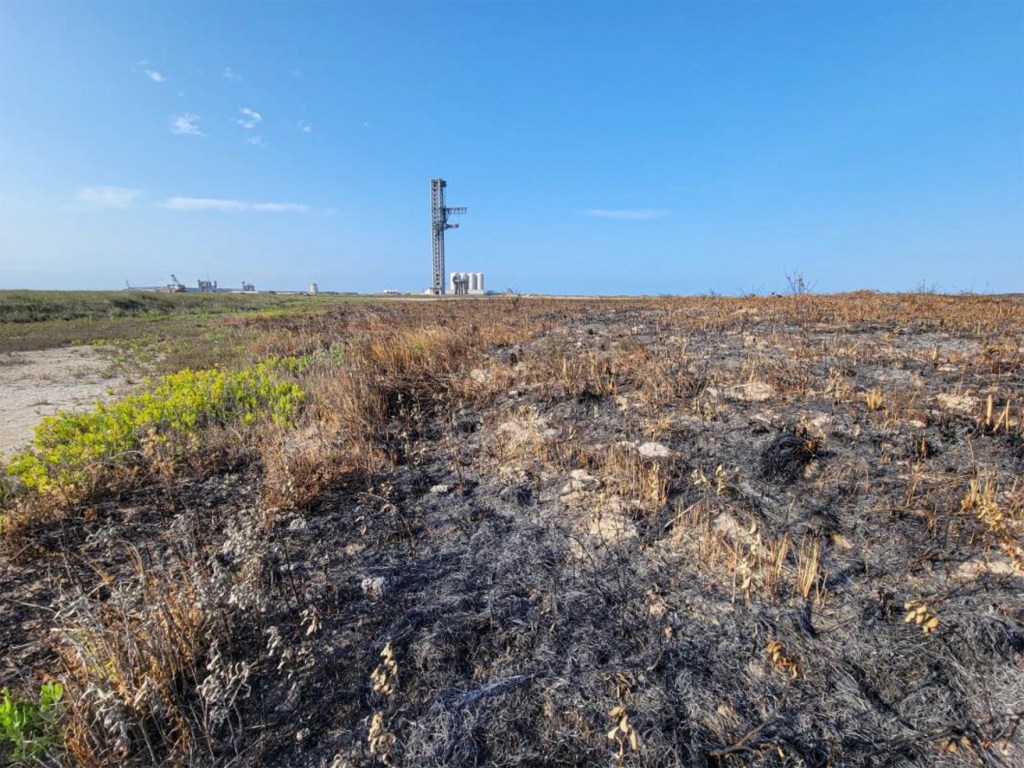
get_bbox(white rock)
[729,381,775,402]
[588,510,637,543]
[936,393,978,414]
[360,576,388,599]
[806,413,833,433]
[638,441,671,459]
[429,484,450,495]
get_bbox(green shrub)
[5,360,304,495]
[0,682,64,762]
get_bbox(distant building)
[309,282,319,295]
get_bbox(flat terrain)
[1,293,1022,767]
[0,290,369,356]
[0,346,127,458]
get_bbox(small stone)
[296,728,311,742]
[936,393,977,413]
[430,483,450,494]
[729,381,775,402]
[361,576,388,599]
[638,441,671,459]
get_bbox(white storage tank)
[447,271,485,295]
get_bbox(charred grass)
[1,293,1023,767]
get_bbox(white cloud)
[222,67,242,81]
[237,107,262,129]
[297,120,313,134]
[252,202,308,212]
[76,186,143,208]
[161,197,309,213]
[133,61,165,83]
[246,135,266,148]
[162,197,246,212]
[170,113,204,136]
[584,208,670,220]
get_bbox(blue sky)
[0,1,1021,294]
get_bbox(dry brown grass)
[56,549,210,767]
[2,292,1023,767]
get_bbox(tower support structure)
[430,179,466,295]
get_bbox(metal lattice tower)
[430,178,467,295]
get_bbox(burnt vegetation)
[2,293,1023,767]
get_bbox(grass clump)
[4,360,304,496]
[0,682,65,762]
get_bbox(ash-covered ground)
[2,295,1022,767]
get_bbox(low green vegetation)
[0,290,370,357]
[5,361,304,495]
[0,682,64,762]
[0,289,361,324]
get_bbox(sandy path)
[0,346,128,459]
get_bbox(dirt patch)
[0,346,127,458]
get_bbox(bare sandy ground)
[0,346,127,459]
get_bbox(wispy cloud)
[161,197,309,213]
[76,186,143,208]
[237,107,262,129]
[252,202,308,212]
[133,61,165,83]
[170,113,204,136]
[162,197,245,212]
[584,208,670,220]
[297,120,313,134]
[222,67,242,82]
[246,136,266,148]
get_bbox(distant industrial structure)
[429,178,467,295]
[450,272,485,295]
[124,275,260,294]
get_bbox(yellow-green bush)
[5,361,304,494]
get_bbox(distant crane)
[430,179,467,295]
